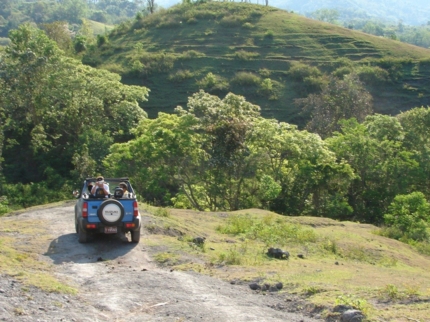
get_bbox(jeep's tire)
[97,199,125,226]
[131,228,141,243]
[78,226,88,243]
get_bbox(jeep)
[74,177,141,243]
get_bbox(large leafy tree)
[0,24,149,184]
[176,91,261,211]
[296,73,373,139]
[249,118,354,217]
[326,115,417,223]
[397,107,430,197]
[104,112,198,206]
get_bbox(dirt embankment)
[0,203,323,322]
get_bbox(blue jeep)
[74,177,141,243]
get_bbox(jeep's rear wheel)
[131,228,141,243]
[78,226,88,243]
[97,200,125,226]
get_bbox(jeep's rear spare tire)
[97,200,125,226]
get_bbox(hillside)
[88,2,430,125]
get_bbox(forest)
[1,2,430,254]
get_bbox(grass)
[0,215,77,294]
[141,206,430,321]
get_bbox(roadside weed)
[335,294,371,315]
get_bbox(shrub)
[357,65,389,85]
[96,34,108,47]
[133,52,176,75]
[234,50,260,61]
[258,78,274,97]
[197,72,229,92]
[180,50,205,59]
[332,66,353,78]
[264,30,274,39]
[289,62,322,81]
[242,22,254,29]
[187,17,198,24]
[168,69,194,82]
[258,68,271,78]
[231,71,261,86]
[0,196,9,216]
[219,16,243,27]
[302,75,326,93]
[383,192,430,242]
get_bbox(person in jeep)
[91,176,110,198]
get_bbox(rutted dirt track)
[0,202,323,322]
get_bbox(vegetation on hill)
[85,2,430,125]
[0,0,145,38]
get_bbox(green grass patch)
[0,219,77,294]
[139,207,430,321]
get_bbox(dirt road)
[0,202,323,321]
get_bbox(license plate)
[104,226,117,234]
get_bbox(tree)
[249,118,354,217]
[296,73,373,139]
[0,24,149,184]
[40,21,73,53]
[326,116,418,223]
[176,91,261,211]
[384,192,430,242]
[146,0,156,14]
[397,107,430,197]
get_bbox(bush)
[302,75,326,93]
[231,71,261,86]
[332,66,353,78]
[242,22,254,29]
[234,50,260,61]
[3,182,73,210]
[258,68,271,78]
[131,52,176,76]
[187,17,198,24]
[264,30,274,39]
[383,192,430,242]
[289,62,322,81]
[96,34,108,47]
[180,50,205,59]
[168,69,194,82]
[197,72,229,92]
[357,65,389,85]
[219,16,243,27]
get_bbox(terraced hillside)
[86,2,430,125]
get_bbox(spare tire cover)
[97,200,125,226]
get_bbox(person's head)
[119,182,127,191]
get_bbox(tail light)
[133,201,139,217]
[82,202,88,218]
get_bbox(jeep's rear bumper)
[78,215,141,234]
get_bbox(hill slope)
[88,3,430,125]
